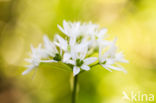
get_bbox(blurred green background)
[0,0,156,103]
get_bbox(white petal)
[43,35,52,49]
[63,53,75,64]
[63,20,70,36]
[118,59,129,63]
[81,65,90,71]
[101,65,112,72]
[84,57,97,65]
[43,35,58,55]
[54,34,68,51]
[30,44,35,53]
[115,52,128,63]
[54,41,60,48]
[38,43,42,48]
[57,24,66,35]
[25,58,32,63]
[70,47,77,60]
[69,37,76,46]
[79,45,88,59]
[116,64,127,73]
[63,53,71,61]
[100,40,112,46]
[43,35,50,44]
[103,42,117,58]
[66,60,75,65]
[73,66,80,76]
[106,58,115,65]
[98,28,107,38]
[22,65,34,75]
[64,53,71,60]
[107,65,126,72]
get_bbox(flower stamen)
[53,53,62,61]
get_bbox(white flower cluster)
[23,20,128,76]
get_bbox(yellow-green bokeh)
[0,0,156,103]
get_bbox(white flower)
[53,34,90,65]
[99,39,128,72]
[80,22,99,36]
[90,28,113,50]
[23,35,61,75]
[54,34,68,51]
[57,20,81,38]
[43,35,58,57]
[57,21,98,46]
[58,20,82,47]
[23,20,128,76]
[22,44,47,75]
[42,35,62,63]
[53,34,73,64]
[70,43,97,76]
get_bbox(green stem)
[72,75,78,103]
[90,62,99,68]
[71,63,99,103]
